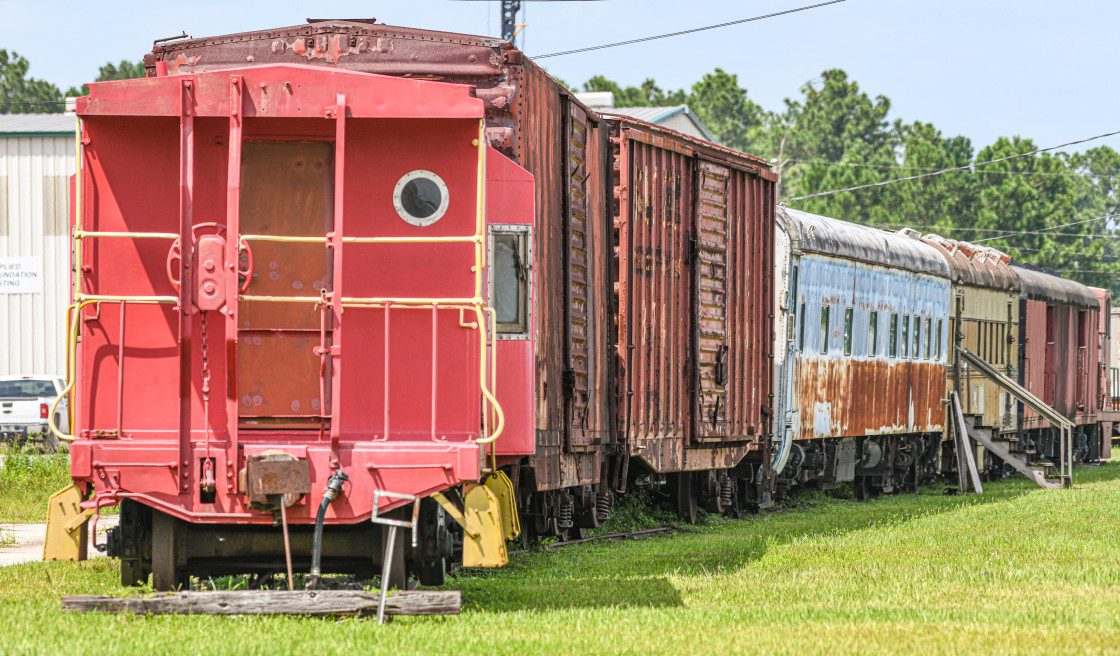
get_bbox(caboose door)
[236,141,334,428]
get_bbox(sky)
[3,0,1118,155]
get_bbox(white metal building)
[574,91,718,143]
[0,114,75,377]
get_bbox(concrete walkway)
[0,516,118,567]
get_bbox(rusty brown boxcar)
[608,117,777,519]
[148,20,615,528]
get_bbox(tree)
[68,59,146,98]
[0,50,65,114]
[685,68,764,153]
[581,75,685,107]
[772,70,898,223]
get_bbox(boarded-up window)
[0,175,7,236]
[43,175,69,236]
[869,310,878,356]
[820,305,830,354]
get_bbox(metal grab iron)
[164,222,254,297]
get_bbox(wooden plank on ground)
[62,590,460,616]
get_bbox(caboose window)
[889,313,898,358]
[843,307,853,355]
[820,305,830,354]
[394,170,450,227]
[489,225,531,338]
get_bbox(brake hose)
[306,470,348,589]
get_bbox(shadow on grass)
[455,462,1120,613]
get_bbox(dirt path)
[0,516,118,567]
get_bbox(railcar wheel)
[671,472,698,524]
[853,475,868,501]
[151,511,188,591]
[565,527,587,541]
[415,557,446,587]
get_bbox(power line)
[971,215,1115,243]
[534,0,847,59]
[864,221,1120,239]
[782,128,1120,202]
[786,158,1120,179]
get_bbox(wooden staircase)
[959,411,1062,490]
[952,347,1073,490]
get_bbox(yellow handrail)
[75,230,179,240]
[240,234,481,245]
[48,299,96,443]
[75,294,178,304]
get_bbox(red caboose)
[48,63,536,588]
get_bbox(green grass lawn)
[0,451,71,523]
[2,464,1119,655]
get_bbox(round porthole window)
[393,170,449,227]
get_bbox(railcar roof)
[776,206,950,278]
[920,235,1019,291]
[1011,263,1100,309]
[608,114,772,173]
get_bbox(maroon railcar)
[1091,287,1112,460]
[1013,264,1102,461]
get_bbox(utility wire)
[786,158,1119,179]
[864,220,1120,240]
[535,0,847,59]
[782,128,1120,202]
[971,215,1115,243]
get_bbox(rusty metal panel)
[727,169,774,445]
[245,456,311,497]
[150,22,507,79]
[565,103,595,447]
[694,162,731,440]
[237,332,322,419]
[239,141,333,332]
[622,138,692,451]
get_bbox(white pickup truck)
[0,375,68,451]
